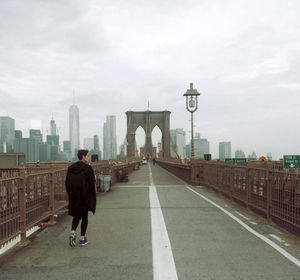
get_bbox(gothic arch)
[126,111,171,158]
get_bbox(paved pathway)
[0,164,299,279]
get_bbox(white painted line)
[235,211,250,220]
[149,166,178,280]
[115,185,149,188]
[149,166,154,186]
[187,186,300,268]
[155,185,184,188]
[269,234,284,243]
[235,212,258,225]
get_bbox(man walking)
[65,149,96,247]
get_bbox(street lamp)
[183,82,200,158]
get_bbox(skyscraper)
[69,105,80,155]
[62,140,72,161]
[50,119,56,135]
[14,137,39,162]
[46,135,59,146]
[63,141,71,153]
[219,142,231,160]
[15,130,22,139]
[0,116,15,152]
[47,118,59,156]
[103,115,117,160]
[83,138,94,150]
[194,134,209,159]
[235,149,246,158]
[29,129,43,143]
[170,128,186,158]
[94,135,100,151]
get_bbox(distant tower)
[50,119,56,136]
[94,135,100,151]
[103,116,117,160]
[170,128,186,158]
[235,149,246,158]
[0,116,15,152]
[69,105,80,155]
[219,142,231,160]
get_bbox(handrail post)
[19,167,28,245]
[48,168,56,225]
[230,165,233,200]
[267,170,272,221]
[191,160,195,185]
[246,167,250,210]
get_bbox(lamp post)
[183,83,200,158]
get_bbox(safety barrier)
[157,159,300,236]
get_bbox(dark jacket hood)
[68,161,90,174]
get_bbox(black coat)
[65,161,96,217]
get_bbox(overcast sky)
[1,0,300,159]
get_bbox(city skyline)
[1,1,300,160]
[2,112,278,160]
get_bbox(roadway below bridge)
[1,163,299,279]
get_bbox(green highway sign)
[234,158,247,165]
[283,155,300,169]
[225,158,233,163]
[225,158,247,165]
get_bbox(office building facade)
[15,130,22,139]
[0,116,15,152]
[235,149,246,158]
[83,138,94,150]
[94,135,100,151]
[50,119,56,136]
[30,129,43,143]
[194,134,209,159]
[170,128,186,158]
[14,138,39,162]
[103,115,117,160]
[219,141,231,160]
[69,105,80,155]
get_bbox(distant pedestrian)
[152,158,156,165]
[65,149,96,247]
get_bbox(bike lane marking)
[149,165,178,280]
[187,186,300,268]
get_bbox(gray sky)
[1,0,300,160]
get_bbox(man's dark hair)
[77,149,89,160]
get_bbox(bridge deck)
[0,164,299,279]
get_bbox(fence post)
[48,168,56,225]
[246,167,250,210]
[19,167,29,246]
[190,161,195,185]
[230,165,234,200]
[216,164,219,190]
[267,170,272,221]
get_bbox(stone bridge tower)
[126,111,171,158]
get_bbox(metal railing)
[0,159,140,251]
[157,159,300,236]
[0,168,68,249]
